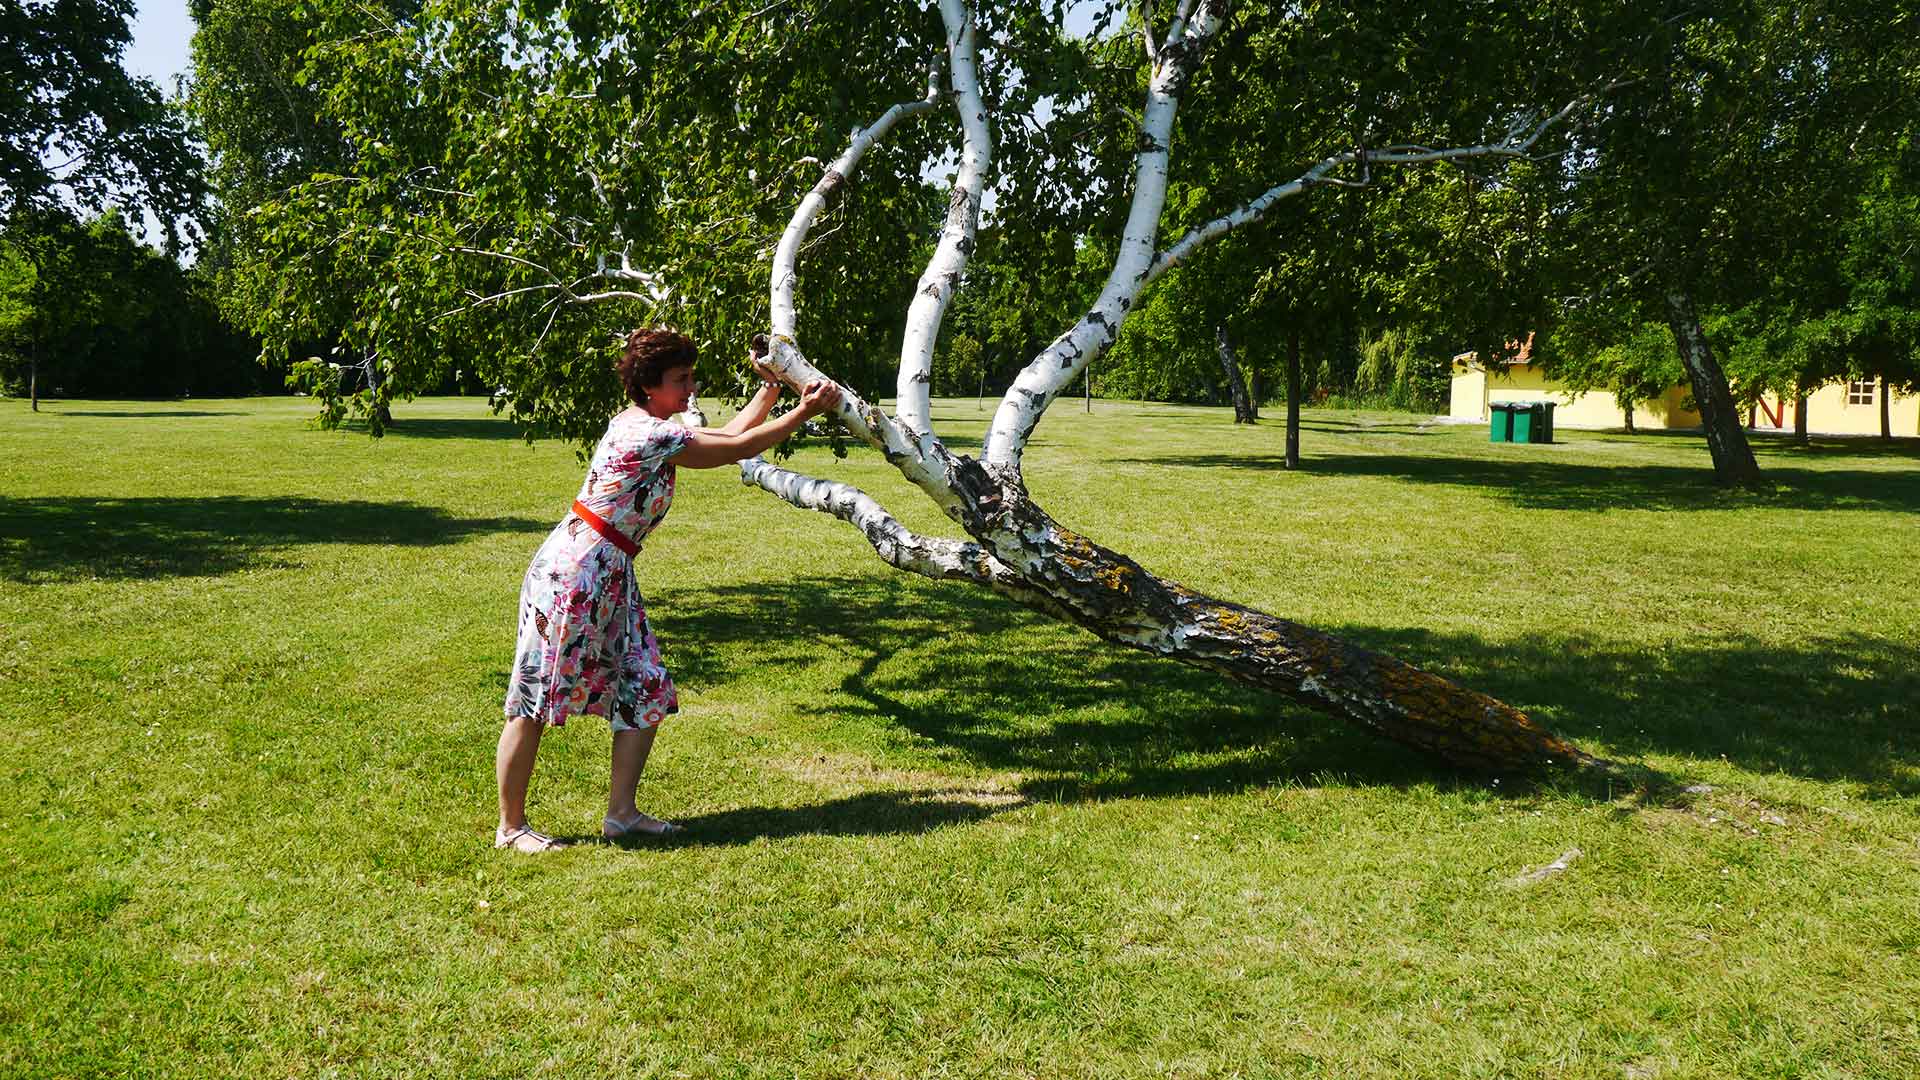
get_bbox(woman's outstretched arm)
[673,381,844,469]
[703,380,782,436]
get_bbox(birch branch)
[769,66,942,335]
[751,337,972,521]
[432,243,666,318]
[739,457,1068,616]
[1146,91,1611,288]
[755,38,967,521]
[983,77,1606,470]
[895,0,993,435]
[981,0,1226,469]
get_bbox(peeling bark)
[941,461,1598,773]
[1662,289,1763,487]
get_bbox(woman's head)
[616,328,698,407]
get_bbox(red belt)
[571,500,638,557]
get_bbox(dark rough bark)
[1215,324,1256,423]
[29,345,39,412]
[1284,328,1301,469]
[1662,289,1763,487]
[951,459,1601,774]
[1794,382,1809,444]
[1881,376,1891,440]
[1622,401,1636,433]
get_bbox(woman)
[495,328,841,851]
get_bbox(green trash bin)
[1488,402,1514,442]
[1534,401,1556,443]
[1507,402,1534,444]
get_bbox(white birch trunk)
[981,4,1225,468]
[895,0,992,434]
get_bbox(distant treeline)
[1,208,273,400]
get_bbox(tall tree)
[1,0,200,225]
[3,0,203,409]
[1546,0,1919,484]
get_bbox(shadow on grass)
[557,789,1015,848]
[0,496,548,583]
[1116,450,1920,512]
[653,576,1917,803]
[1752,435,1920,460]
[338,417,528,440]
[47,409,241,418]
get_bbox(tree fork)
[954,461,1601,773]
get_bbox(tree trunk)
[1284,328,1302,469]
[1215,324,1255,423]
[1248,370,1262,420]
[1622,401,1636,433]
[1880,376,1891,440]
[1793,381,1809,445]
[29,342,39,412]
[1662,289,1763,487]
[949,460,1599,774]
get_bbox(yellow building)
[1743,379,1920,438]
[1449,349,1919,436]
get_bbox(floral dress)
[504,412,691,730]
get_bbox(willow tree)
[224,0,1687,771]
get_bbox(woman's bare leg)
[608,726,658,821]
[496,716,545,832]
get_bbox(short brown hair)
[616,328,698,406]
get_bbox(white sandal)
[603,811,684,839]
[494,824,564,852]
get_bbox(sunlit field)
[3,395,1916,1078]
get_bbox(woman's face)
[645,365,697,414]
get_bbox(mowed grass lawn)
[2,394,1916,1079]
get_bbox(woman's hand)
[797,380,843,418]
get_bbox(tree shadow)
[651,576,1916,801]
[1335,625,1917,800]
[1116,450,1920,512]
[0,496,548,583]
[1753,435,1920,461]
[654,577,1436,801]
[46,410,242,418]
[338,417,529,440]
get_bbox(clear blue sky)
[123,2,1113,92]
[126,1,194,90]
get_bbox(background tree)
[3,0,204,408]
[0,207,264,399]
[1545,0,1919,484]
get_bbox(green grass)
[2,395,1916,1079]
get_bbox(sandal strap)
[495,824,559,851]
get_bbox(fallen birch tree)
[218,0,1680,772]
[737,0,1618,772]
